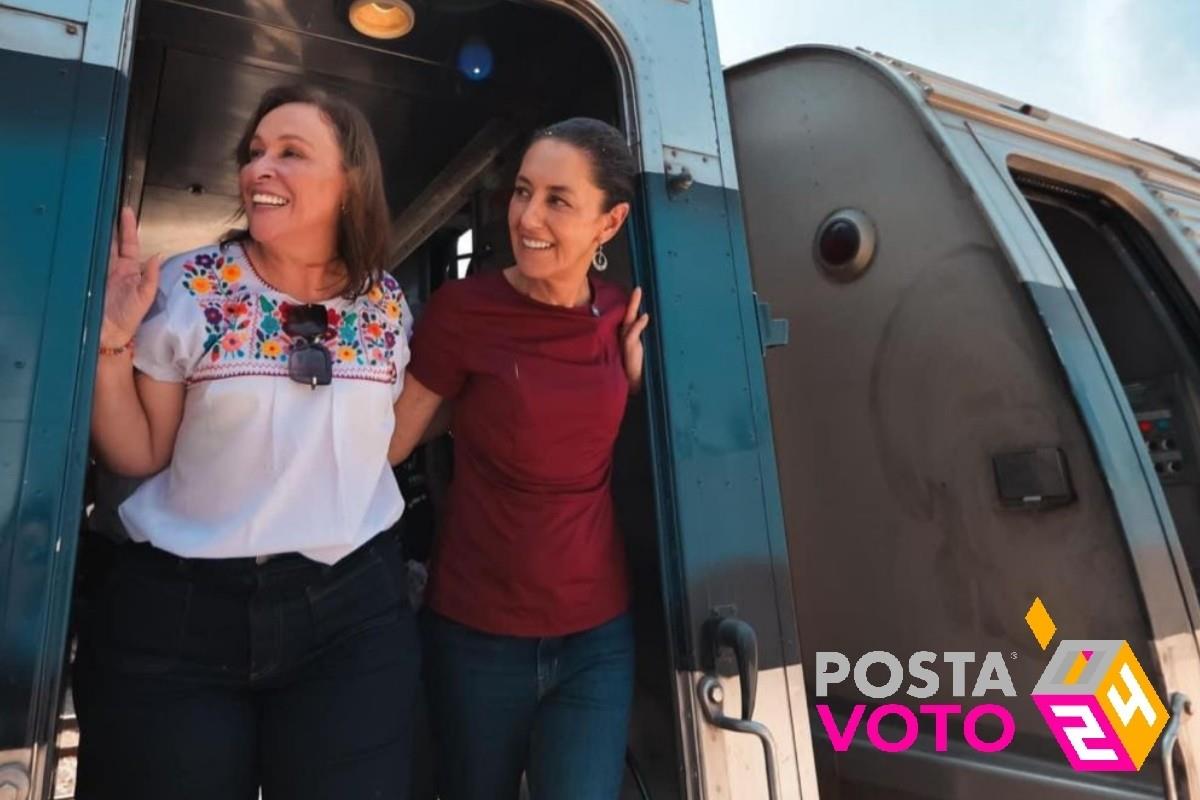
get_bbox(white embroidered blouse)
[118,241,412,564]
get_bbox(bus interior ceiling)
[60,2,681,799]
[1016,175,1200,595]
[126,0,618,278]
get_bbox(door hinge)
[754,293,788,354]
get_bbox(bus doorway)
[54,1,679,797]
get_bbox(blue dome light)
[457,37,493,81]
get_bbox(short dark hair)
[225,84,390,299]
[527,118,636,211]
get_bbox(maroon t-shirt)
[408,270,632,636]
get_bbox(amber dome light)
[348,0,415,39]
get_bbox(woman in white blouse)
[76,85,418,800]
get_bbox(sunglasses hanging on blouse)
[284,303,333,389]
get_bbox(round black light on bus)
[814,208,877,283]
[348,1,415,40]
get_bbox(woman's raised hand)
[620,286,650,394]
[102,207,162,347]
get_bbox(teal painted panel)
[0,45,81,751]
[634,173,801,671]
[0,43,129,800]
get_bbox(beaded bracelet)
[98,339,134,357]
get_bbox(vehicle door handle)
[697,617,782,800]
[1162,691,1192,800]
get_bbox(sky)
[711,0,1199,157]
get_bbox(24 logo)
[1025,598,1169,771]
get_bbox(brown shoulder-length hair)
[223,84,390,299]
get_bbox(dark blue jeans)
[72,531,420,800]
[422,610,635,800]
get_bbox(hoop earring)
[592,245,608,272]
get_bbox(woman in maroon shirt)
[389,118,648,799]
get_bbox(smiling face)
[238,102,347,257]
[508,138,629,284]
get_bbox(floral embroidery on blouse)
[252,294,291,362]
[179,246,406,385]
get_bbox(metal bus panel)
[727,44,1200,799]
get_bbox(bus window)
[1016,173,1200,595]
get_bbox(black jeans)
[72,531,420,800]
